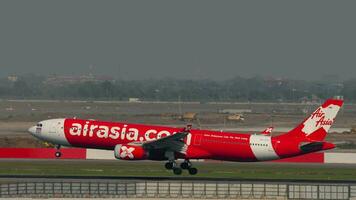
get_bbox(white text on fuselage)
[68,122,177,142]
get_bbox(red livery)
[28,99,343,175]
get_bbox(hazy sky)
[0,1,355,80]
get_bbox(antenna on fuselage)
[184,124,192,132]
[270,113,274,137]
[196,117,202,130]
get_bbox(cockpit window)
[37,123,43,127]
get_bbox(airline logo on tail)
[301,99,343,136]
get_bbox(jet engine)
[114,144,147,160]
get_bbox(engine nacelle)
[114,144,147,160]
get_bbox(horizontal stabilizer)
[300,141,335,153]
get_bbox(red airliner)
[28,99,343,175]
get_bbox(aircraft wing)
[129,132,189,154]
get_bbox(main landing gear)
[165,161,182,175]
[55,144,62,158]
[165,160,198,175]
[164,124,197,175]
[181,160,198,175]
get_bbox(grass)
[0,159,355,181]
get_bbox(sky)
[0,1,355,80]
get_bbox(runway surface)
[1,159,356,183]
[1,174,356,184]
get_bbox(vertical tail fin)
[287,98,343,141]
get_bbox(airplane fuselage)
[29,118,327,162]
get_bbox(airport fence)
[0,180,355,199]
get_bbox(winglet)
[261,127,274,135]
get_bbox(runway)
[1,159,356,182]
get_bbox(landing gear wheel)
[173,168,182,175]
[165,162,176,170]
[55,151,62,158]
[54,144,62,158]
[188,167,198,175]
[180,161,191,169]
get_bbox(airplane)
[28,98,343,175]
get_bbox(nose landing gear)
[55,144,62,158]
[55,151,62,158]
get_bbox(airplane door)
[193,134,202,145]
[49,123,57,134]
[49,120,61,139]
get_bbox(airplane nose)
[28,126,36,135]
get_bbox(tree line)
[0,75,354,102]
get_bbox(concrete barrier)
[86,149,114,160]
[0,180,353,199]
[0,148,86,159]
[325,153,356,164]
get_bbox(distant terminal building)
[263,77,288,87]
[300,95,321,104]
[128,98,140,102]
[218,109,252,114]
[334,95,344,100]
[7,75,18,82]
[44,74,114,85]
